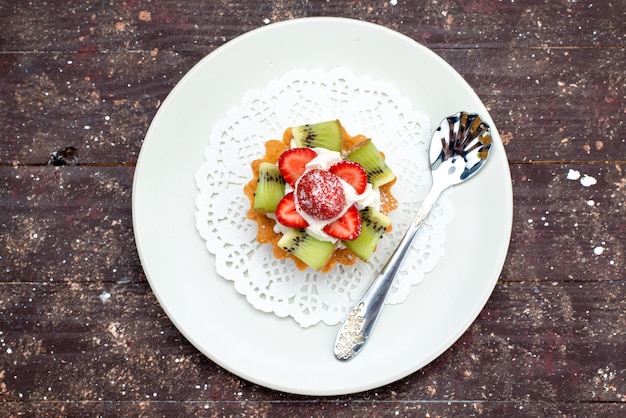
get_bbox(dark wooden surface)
[1,1,624,416]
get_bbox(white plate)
[132,17,513,396]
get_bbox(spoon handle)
[333,184,445,360]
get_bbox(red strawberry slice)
[329,161,368,194]
[323,205,362,241]
[278,148,317,187]
[275,192,309,228]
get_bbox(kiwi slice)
[346,139,395,188]
[345,207,392,261]
[292,120,342,152]
[278,228,335,270]
[253,162,286,212]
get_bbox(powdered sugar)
[296,169,345,220]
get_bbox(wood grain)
[1,48,623,165]
[1,0,624,415]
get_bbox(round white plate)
[132,17,513,396]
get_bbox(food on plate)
[244,120,397,272]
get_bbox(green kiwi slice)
[253,162,286,212]
[292,120,342,152]
[278,228,335,270]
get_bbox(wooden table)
[1,1,624,416]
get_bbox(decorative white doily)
[195,68,454,327]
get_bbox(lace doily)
[195,68,454,327]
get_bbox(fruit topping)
[276,192,309,228]
[278,147,317,187]
[346,139,395,188]
[253,162,286,212]
[295,169,345,220]
[329,160,368,194]
[292,120,343,152]
[248,119,397,270]
[322,205,362,241]
[345,207,392,260]
[277,228,335,271]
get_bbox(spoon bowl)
[430,112,492,184]
[334,111,493,361]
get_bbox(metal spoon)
[334,111,493,361]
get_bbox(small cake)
[244,120,398,272]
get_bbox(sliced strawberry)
[275,192,309,228]
[278,148,317,187]
[323,205,362,241]
[329,160,368,194]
